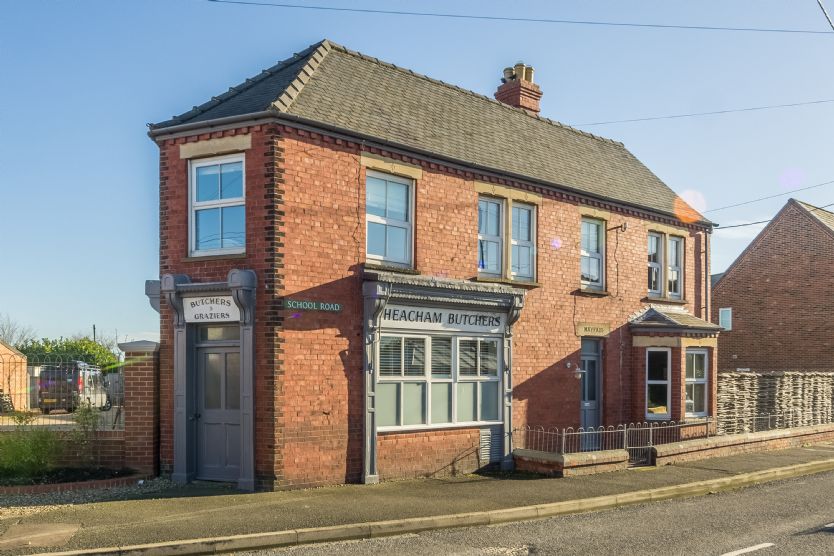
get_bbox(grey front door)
[196,348,241,481]
[579,339,601,431]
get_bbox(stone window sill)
[362,262,420,275]
[182,253,247,263]
[473,276,541,289]
[644,296,688,305]
[575,288,611,298]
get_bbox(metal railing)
[514,408,834,464]
[0,353,124,430]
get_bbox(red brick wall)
[157,125,283,484]
[123,349,159,474]
[712,202,834,371]
[155,123,712,487]
[377,428,482,479]
[57,430,125,469]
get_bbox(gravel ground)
[0,477,180,521]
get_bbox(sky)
[1,0,832,343]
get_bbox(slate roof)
[795,200,834,234]
[630,306,721,332]
[151,39,708,225]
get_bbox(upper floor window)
[719,307,732,330]
[478,198,503,275]
[667,236,683,299]
[366,171,412,266]
[647,232,685,299]
[190,156,245,256]
[647,232,663,296]
[580,218,605,290]
[511,204,535,279]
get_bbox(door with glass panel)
[196,347,241,481]
[580,339,601,450]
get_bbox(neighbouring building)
[712,199,834,372]
[0,340,28,412]
[145,39,718,490]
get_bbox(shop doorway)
[195,330,241,481]
[579,339,602,432]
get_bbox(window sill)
[363,262,419,275]
[574,288,611,298]
[644,296,688,305]
[473,276,541,289]
[377,421,502,434]
[182,253,246,263]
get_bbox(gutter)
[148,111,715,230]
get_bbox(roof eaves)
[792,198,834,238]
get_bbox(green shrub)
[70,403,103,468]
[0,413,62,479]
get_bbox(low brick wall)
[377,428,483,480]
[0,430,125,470]
[654,423,834,465]
[513,449,629,477]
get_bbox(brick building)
[145,39,718,490]
[712,199,834,371]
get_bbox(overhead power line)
[717,202,834,229]
[204,0,834,35]
[818,0,834,31]
[576,98,834,126]
[705,179,834,213]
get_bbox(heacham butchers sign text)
[381,304,505,334]
[183,296,240,323]
[283,299,343,312]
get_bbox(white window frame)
[365,170,414,267]
[376,333,502,432]
[685,349,709,418]
[645,347,671,420]
[667,236,684,299]
[647,232,663,297]
[580,218,605,290]
[189,154,246,257]
[719,307,733,331]
[510,203,536,281]
[478,197,504,277]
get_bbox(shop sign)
[381,304,505,334]
[283,299,343,312]
[575,322,611,337]
[183,296,240,323]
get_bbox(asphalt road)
[250,470,834,556]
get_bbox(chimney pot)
[494,62,543,114]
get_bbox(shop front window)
[646,348,670,419]
[376,335,502,429]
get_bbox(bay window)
[190,155,245,256]
[377,334,502,429]
[645,348,671,420]
[685,349,708,417]
[366,171,412,266]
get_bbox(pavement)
[248,467,834,555]
[3,443,834,555]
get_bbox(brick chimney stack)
[494,62,542,114]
